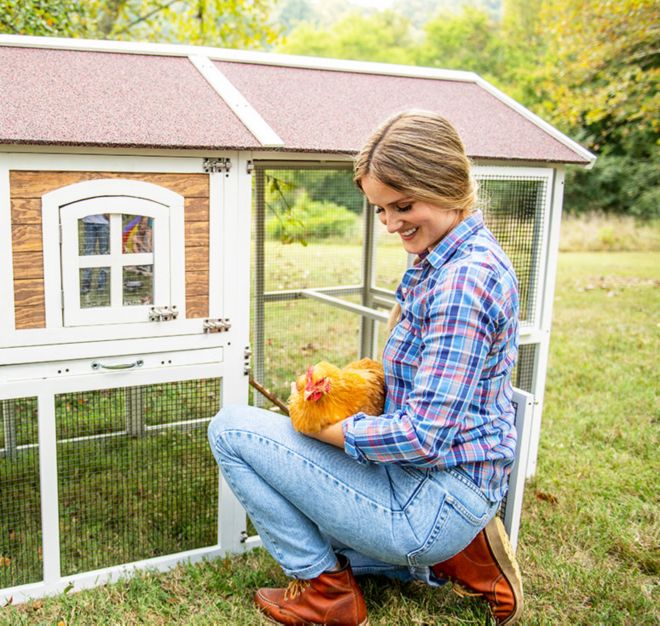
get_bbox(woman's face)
[360,174,460,255]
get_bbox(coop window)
[40,179,185,328]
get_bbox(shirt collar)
[416,210,484,270]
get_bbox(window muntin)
[60,197,170,326]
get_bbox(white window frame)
[61,196,169,326]
[42,179,186,329]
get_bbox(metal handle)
[91,359,144,371]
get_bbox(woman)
[208,110,523,625]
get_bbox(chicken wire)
[478,175,548,324]
[251,165,548,405]
[54,379,221,576]
[513,344,537,394]
[0,398,41,588]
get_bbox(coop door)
[60,197,170,326]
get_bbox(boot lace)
[283,579,311,600]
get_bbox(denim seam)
[406,494,450,566]
[219,429,400,515]
[218,463,287,563]
[447,467,492,503]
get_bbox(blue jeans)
[208,405,499,583]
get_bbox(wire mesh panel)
[478,175,548,324]
[252,166,366,402]
[0,398,41,588]
[55,379,220,576]
[253,165,549,407]
[513,344,537,393]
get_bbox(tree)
[0,0,88,36]
[1,0,280,49]
[536,0,659,218]
[415,6,508,83]
[278,9,416,64]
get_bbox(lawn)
[1,250,658,625]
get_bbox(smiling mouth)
[400,227,418,238]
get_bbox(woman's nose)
[385,214,402,233]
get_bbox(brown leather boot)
[431,516,523,625]
[255,554,368,625]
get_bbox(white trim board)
[188,55,283,148]
[0,35,595,166]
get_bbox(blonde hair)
[355,110,478,333]
[354,110,478,220]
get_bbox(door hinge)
[203,317,231,333]
[246,160,254,175]
[243,345,252,375]
[149,305,179,322]
[204,157,232,174]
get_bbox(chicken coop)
[0,35,594,604]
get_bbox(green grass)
[2,251,659,624]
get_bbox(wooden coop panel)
[10,171,211,329]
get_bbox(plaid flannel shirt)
[343,211,519,502]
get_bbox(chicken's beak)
[303,389,314,401]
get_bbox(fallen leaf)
[535,491,559,505]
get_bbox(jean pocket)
[405,492,450,566]
[405,490,494,567]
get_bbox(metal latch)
[203,157,232,174]
[203,318,231,333]
[149,306,179,322]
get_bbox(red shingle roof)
[0,46,259,150]
[0,41,591,164]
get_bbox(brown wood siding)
[10,171,210,329]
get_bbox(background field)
[2,247,658,625]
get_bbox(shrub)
[266,193,359,243]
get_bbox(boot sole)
[484,517,524,624]
[260,615,368,626]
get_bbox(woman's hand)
[306,420,346,449]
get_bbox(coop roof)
[0,35,594,166]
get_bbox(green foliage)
[416,7,508,82]
[279,9,416,64]
[0,0,88,36]
[0,0,279,48]
[534,0,659,219]
[536,0,658,158]
[290,169,364,215]
[266,192,359,242]
[565,153,660,220]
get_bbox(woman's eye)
[397,204,412,212]
[374,206,384,214]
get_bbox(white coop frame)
[0,152,254,605]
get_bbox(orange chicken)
[288,358,385,434]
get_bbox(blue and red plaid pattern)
[343,211,519,502]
